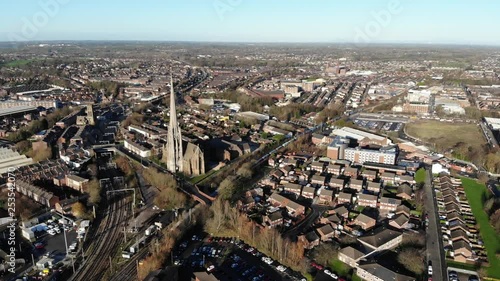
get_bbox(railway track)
[70,195,131,281]
[109,245,149,281]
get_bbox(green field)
[2,59,35,67]
[329,259,351,277]
[461,178,500,279]
[406,121,486,159]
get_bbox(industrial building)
[0,147,33,174]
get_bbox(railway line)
[109,244,149,281]
[69,194,131,281]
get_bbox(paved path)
[424,168,446,281]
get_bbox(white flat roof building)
[332,127,391,144]
[236,111,269,121]
[484,117,500,130]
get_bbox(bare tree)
[398,248,425,274]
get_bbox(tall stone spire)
[165,73,183,173]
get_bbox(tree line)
[8,106,73,143]
[205,199,307,273]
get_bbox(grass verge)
[461,178,500,279]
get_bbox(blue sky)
[0,0,499,45]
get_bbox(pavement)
[424,167,446,281]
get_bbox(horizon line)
[1,39,500,48]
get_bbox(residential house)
[362,170,378,181]
[301,186,316,199]
[447,212,465,226]
[358,227,403,252]
[316,224,336,241]
[357,194,378,208]
[380,172,396,185]
[338,246,365,268]
[445,203,461,214]
[65,174,89,193]
[344,166,359,177]
[298,231,320,250]
[280,158,298,167]
[237,196,256,211]
[332,205,349,219]
[283,182,302,197]
[349,179,364,191]
[263,211,284,228]
[450,229,469,243]
[330,178,345,190]
[55,197,81,215]
[453,240,473,263]
[310,161,324,173]
[397,174,415,185]
[449,220,469,234]
[320,214,343,229]
[280,165,294,176]
[14,181,59,207]
[366,181,381,194]
[337,192,353,205]
[318,188,334,205]
[270,169,284,180]
[326,163,343,175]
[354,213,376,230]
[267,193,305,216]
[389,214,410,229]
[356,262,415,281]
[395,205,411,217]
[311,175,326,186]
[396,184,413,200]
[379,197,401,212]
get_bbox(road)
[284,205,327,238]
[424,167,446,281]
